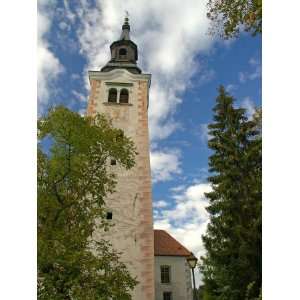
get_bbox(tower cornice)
[89,69,151,85]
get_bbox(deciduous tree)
[38,106,137,300]
[207,0,262,38]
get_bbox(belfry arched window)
[108,88,117,102]
[119,89,129,103]
[119,48,127,59]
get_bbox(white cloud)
[72,90,87,103]
[239,72,247,83]
[169,184,211,221]
[69,0,215,141]
[241,96,256,119]
[170,185,186,193]
[239,57,261,83]
[198,69,216,84]
[249,57,258,66]
[37,0,64,111]
[71,73,81,80]
[199,123,211,143]
[226,83,237,92]
[154,182,212,286]
[153,200,169,208]
[62,0,76,24]
[150,149,181,183]
[58,21,70,31]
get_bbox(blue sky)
[38,0,261,285]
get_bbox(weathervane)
[125,10,129,18]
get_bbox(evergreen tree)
[38,106,138,300]
[200,86,261,300]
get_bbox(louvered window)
[119,48,127,59]
[108,88,117,102]
[119,89,129,103]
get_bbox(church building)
[86,16,195,300]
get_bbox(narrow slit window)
[108,88,117,103]
[119,89,129,103]
[106,212,113,220]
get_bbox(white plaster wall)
[155,256,193,300]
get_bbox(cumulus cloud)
[65,0,215,141]
[170,183,211,221]
[154,182,212,286]
[150,149,181,183]
[37,0,64,110]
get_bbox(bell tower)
[86,17,154,300]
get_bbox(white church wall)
[155,256,193,300]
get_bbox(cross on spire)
[123,11,130,29]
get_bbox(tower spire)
[120,12,130,40]
[101,13,141,74]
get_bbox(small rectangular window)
[106,212,112,220]
[110,159,116,165]
[163,292,172,300]
[161,266,171,284]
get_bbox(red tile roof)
[154,229,193,257]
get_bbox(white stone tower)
[86,17,154,300]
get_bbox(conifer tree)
[200,86,261,300]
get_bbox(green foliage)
[197,285,217,300]
[203,291,218,300]
[245,282,262,300]
[38,106,138,299]
[207,0,262,39]
[200,87,262,300]
[196,285,205,300]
